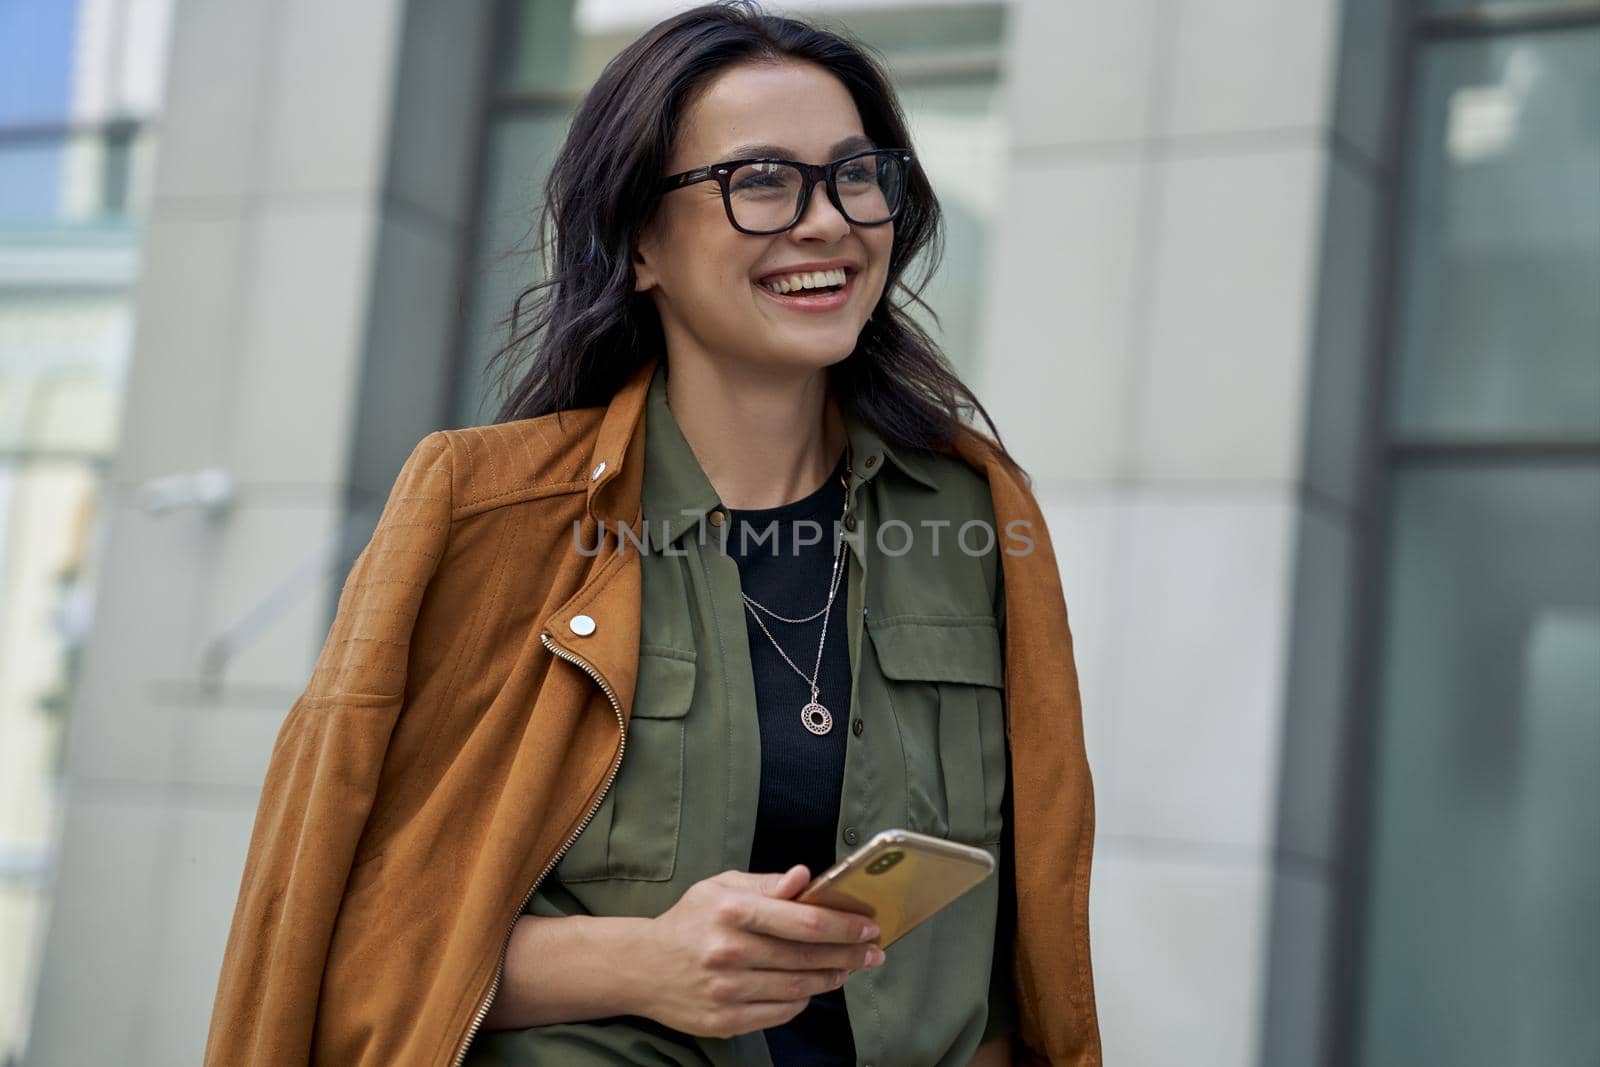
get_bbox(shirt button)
[852,718,864,737]
[843,514,857,531]
[708,508,726,526]
[568,614,596,636]
[843,827,859,846]
[591,461,607,480]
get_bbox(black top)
[725,448,854,1067]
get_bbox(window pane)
[0,127,157,232]
[495,0,583,95]
[897,77,1004,376]
[1358,462,1600,1065]
[454,110,574,427]
[1392,28,1600,441]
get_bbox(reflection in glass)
[1358,463,1600,1065]
[1392,29,1600,440]
[455,112,573,428]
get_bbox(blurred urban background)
[1,0,1596,1064]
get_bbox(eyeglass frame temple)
[655,148,915,235]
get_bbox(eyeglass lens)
[727,151,906,232]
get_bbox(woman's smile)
[753,264,858,314]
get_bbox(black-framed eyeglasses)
[657,148,914,236]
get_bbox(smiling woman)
[200,2,1101,1066]
[455,6,1047,1062]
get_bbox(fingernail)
[860,922,879,941]
[866,946,885,967]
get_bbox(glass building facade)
[1351,6,1599,1064]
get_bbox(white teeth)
[760,267,849,294]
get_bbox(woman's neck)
[663,356,849,511]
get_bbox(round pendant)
[801,701,833,736]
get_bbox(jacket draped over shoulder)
[206,432,453,1061]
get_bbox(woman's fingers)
[761,864,812,900]
[703,870,874,945]
[738,930,883,973]
[722,865,810,902]
[740,896,877,945]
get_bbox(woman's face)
[633,59,896,376]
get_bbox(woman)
[203,4,1100,1066]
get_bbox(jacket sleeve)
[1000,478,1103,1066]
[202,431,454,1067]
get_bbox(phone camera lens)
[866,850,904,875]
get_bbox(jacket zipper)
[448,631,628,1067]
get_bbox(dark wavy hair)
[484,0,1023,477]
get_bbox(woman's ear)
[632,222,659,293]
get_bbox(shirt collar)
[640,362,721,552]
[838,394,941,494]
[640,361,939,554]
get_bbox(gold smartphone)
[795,828,996,949]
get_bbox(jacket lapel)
[536,358,657,722]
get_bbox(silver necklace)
[738,451,852,736]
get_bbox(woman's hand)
[636,864,887,1038]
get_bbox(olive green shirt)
[465,361,1015,1067]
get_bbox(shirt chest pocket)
[865,616,1008,847]
[553,648,696,885]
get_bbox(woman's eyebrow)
[721,134,877,159]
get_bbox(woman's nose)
[789,178,851,239]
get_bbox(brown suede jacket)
[202,356,1102,1066]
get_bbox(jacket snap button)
[864,455,877,469]
[569,614,596,636]
[852,718,864,737]
[708,509,726,526]
[591,461,607,480]
[843,514,857,531]
[843,827,859,846]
